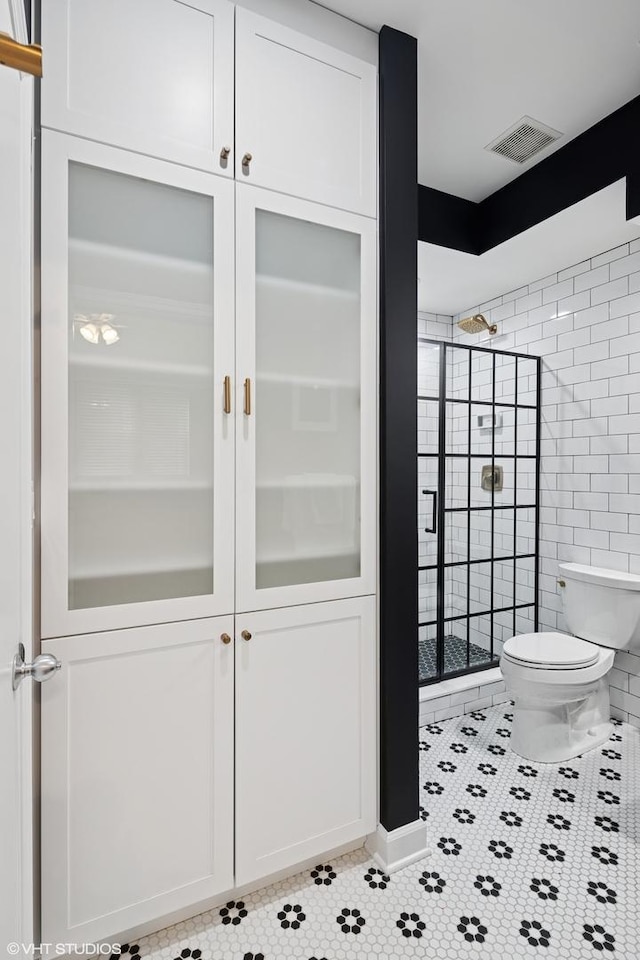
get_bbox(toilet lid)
[503,632,599,669]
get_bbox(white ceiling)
[418,180,640,315]
[316,0,640,201]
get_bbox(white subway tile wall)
[444,237,640,728]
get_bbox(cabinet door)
[41,0,234,175]
[235,597,376,885]
[40,617,234,945]
[235,185,376,613]
[235,8,377,216]
[41,131,235,637]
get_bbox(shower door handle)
[422,489,437,534]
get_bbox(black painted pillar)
[379,26,419,832]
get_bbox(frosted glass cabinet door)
[41,0,235,175]
[235,185,376,613]
[41,131,235,638]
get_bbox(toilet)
[500,562,640,762]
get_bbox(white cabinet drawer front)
[40,618,234,944]
[236,9,377,216]
[235,597,376,885]
[42,0,234,174]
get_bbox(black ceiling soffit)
[419,93,640,255]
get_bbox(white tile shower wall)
[451,236,640,728]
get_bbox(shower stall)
[418,338,541,684]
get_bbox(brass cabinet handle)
[220,633,232,645]
[557,579,566,588]
[242,152,253,170]
[220,145,231,161]
[241,630,252,642]
[223,375,231,414]
[0,32,42,77]
[244,378,252,416]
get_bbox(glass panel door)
[235,186,376,612]
[41,132,235,637]
[68,163,215,609]
[418,339,540,685]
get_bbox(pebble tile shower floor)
[125,704,639,960]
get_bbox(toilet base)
[509,677,613,763]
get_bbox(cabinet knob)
[221,633,232,645]
[241,630,252,642]
[220,145,231,161]
[242,152,253,171]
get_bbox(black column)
[379,26,419,832]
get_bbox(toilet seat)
[502,631,599,670]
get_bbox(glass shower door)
[418,338,540,685]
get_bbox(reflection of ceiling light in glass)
[79,321,100,344]
[74,313,120,346]
[100,323,119,345]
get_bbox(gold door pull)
[241,630,252,642]
[0,32,43,77]
[220,633,232,645]
[244,378,252,416]
[223,375,232,414]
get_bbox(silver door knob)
[220,145,231,161]
[242,152,252,170]
[12,642,61,691]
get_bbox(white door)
[40,131,236,638]
[235,184,377,613]
[41,0,235,175]
[41,617,235,945]
[235,597,376,885]
[235,8,377,216]
[0,0,36,950]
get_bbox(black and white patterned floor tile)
[131,704,639,960]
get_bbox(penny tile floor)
[121,703,639,960]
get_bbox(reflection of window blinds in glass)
[141,393,190,477]
[71,380,190,479]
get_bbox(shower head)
[457,313,498,336]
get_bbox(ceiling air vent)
[485,116,562,165]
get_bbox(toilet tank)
[559,562,640,650]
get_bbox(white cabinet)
[40,131,236,638]
[38,0,378,943]
[235,9,377,216]
[41,0,235,175]
[40,617,235,945]
[235,596,376,885]
[235,184,377,613]
[41,1,376,216]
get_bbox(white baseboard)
[365,819,430,874]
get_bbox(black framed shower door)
[418,339,541,685]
